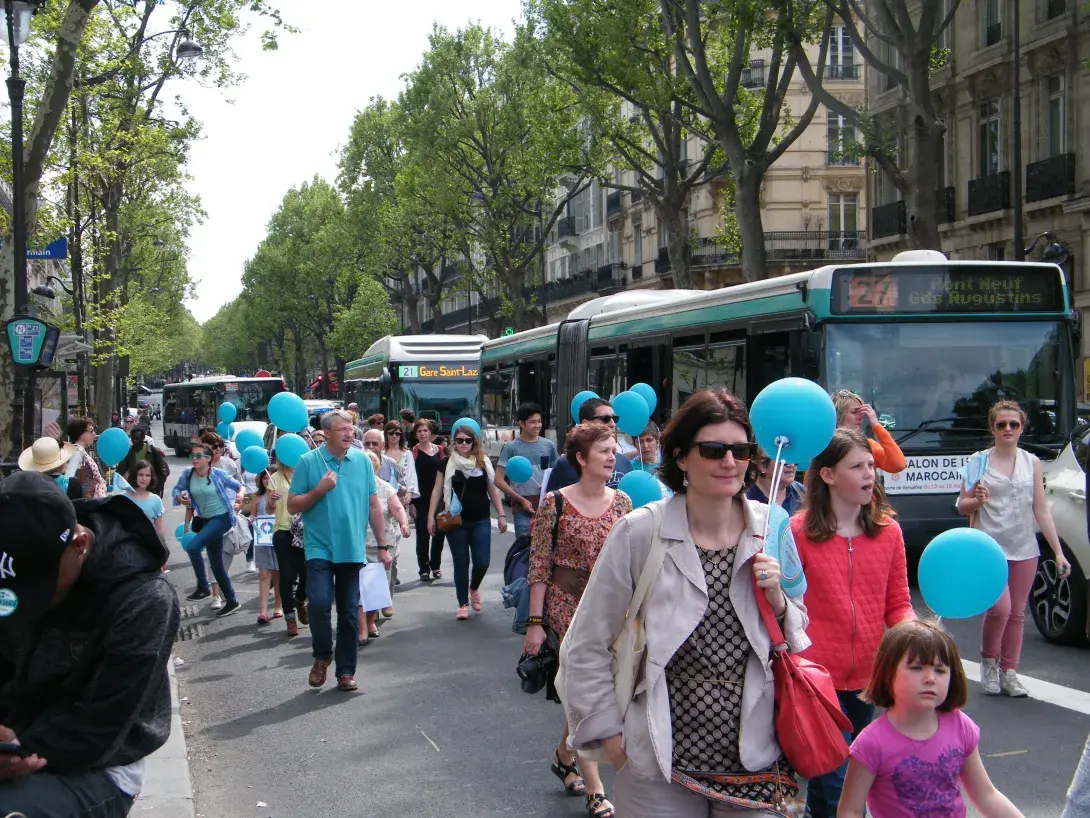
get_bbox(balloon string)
[759,438,788,551]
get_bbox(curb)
[130,657,196,817]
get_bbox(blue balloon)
[750,378,836,466]
[505,456,533,484]
[218,402,237,423]
[96,427,131,468]
[570,390,599,423]
[215,421,231,440]
[613,390,651,437]
[180,531,199,552]
[619,470,663,509]
[235,429,263,453]
[241,445,270,474]
[452,417,481,438]
[275,433,310,468]
[764,504,807,598]
[918,528,1008,618]
[174,523,186,540]
[630,382,657,416]
[268,391,309,433]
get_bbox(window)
[828,27,857,79]
[1046,0,1067,19]
[826,109,858,165]
[978,99,1002,176]
[1045,75,1066,157]
[981,0,1002,46]
[828,193,859,236]
[937,0,953,50]
[988,242,1006,261]
[672,337,707,407]
[937,126,951,190]
[877,38,900,91]
[633,222,643,267]
[480,367,514,428]
[705,343,746,402]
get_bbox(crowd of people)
[3,386,1089,818]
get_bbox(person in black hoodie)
[0,471,180,818]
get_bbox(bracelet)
[527,615,544,626]
[498,513,507,518]
[377,544,389,551]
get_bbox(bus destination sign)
[398,364,479,379]
[831,265,1065,315]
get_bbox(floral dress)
[527,490,632,641]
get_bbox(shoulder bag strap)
[754,577,788,650]
[624,504,668,627]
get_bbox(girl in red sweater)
[790,428,916,818]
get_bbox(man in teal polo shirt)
[288,409,389,692]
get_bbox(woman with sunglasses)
[562,389,807,817]
[958,400,1069,699]
[427,426,507,619]
[173,436,246,618]
[831,389,906,474]
[412,419,446,581]
[745,451,805,514]
[384,420,419,509]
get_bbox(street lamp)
[2,0,46,455]
[1024,231,1070,265]
[175,29,203,62]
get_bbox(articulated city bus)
[479,251,1078,547]
[343,335,486,434]
[163,376,287,457]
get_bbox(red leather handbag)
[754,587,854,780]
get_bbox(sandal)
[550,750,586,797]
[586,793,614,818]
[272,610,284,620]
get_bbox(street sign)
[502,327,515,336]
[0,236,68,259]
[5,317,59,368]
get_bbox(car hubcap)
[1032,558,1071,634]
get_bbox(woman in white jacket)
[561,389,809,818]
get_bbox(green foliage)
[328,278,397,362]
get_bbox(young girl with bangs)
[789,428,916,818]
[839,619,1024,818]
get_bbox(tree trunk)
[427,278,444,333]
[657,192,692,288]
[904,65,945,250]
[94,181,123,430]
[291,329,305,395]
[734,166,768,283]
[406,293,421,333]
[317,338,331,399]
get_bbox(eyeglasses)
[994,420,1022,431]
[593,414,621,424]
[388,431,402,437]
[693,441,758,462]
[454,437,473,445]
[190,452,211,460]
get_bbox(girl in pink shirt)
[840,620,1024,818]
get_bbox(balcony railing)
[826,148,860,166]
[654,246,671,275]
[630,189,644,205]
[826,64,860,80]
[1047,0,1067,18]
[606,191,622,219]
[968,170,1011,216]
[630,262,644,280]
[596,263,624,293]
[937,186,956,224]
[1026,153,1076,202]
[690,231,868,267]
[872,201,906,238]
[741,59,766,89]
[984,22,1002,47]
[557,216,579,238]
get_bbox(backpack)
[502,491,564,586]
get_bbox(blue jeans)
[307,559,363,677]
[185,514,235,602]
[1065,731,1090,818]
[0,768,133,817]
[513,509,533,539]
[805,689,875,818]
[446,518,492,607]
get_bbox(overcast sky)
[180,0,522,323]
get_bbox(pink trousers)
[981,557,1039,671]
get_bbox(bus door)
[516,357,549,424]
[626,343,670,424]
[746,321,801,399]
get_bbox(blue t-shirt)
[131,493,165,521]
[189,474,229,519]
[290,445,377,564]
[546,452,633,492]
[498,436,559,497]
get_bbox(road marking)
[986,750,1029,758]
[418,727,441,753]
[962,660,1090,715]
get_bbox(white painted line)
[962,659,1090,715]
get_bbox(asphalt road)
[155,444,1089,818]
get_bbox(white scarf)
[443,451,494,509]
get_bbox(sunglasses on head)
[692,441,758,462]
[190,452,211,460]
[454,437,473,444]
[593,414,621,424]
[994,420,1022,431]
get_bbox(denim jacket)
[172,467,243,525]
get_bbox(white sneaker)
[1001,669,1029,698]
[246,560,258,574]
[211,597,225,611]
[980,658,1001,695]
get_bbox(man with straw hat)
[19,437,82,501]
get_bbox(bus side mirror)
[800,329,821,380]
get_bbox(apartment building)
[866,0,1089,379]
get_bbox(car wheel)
[1031,541,1088,647]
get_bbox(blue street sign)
[0,236,68,259]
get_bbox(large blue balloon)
[613,390,651,437]
[275,433,310,468]
[241,445,270,474]
[174,523,186,540]
[750,378,836,466]
[619,470,663,509]
[452,417,481,438]
[96,427,131,468]
[918,528,1008,619]
[215,421,231,440]
[234,429,263,453]
[570,391,599,423]
[765,504,807,598]
[180,531,199,552]
[268,391,309,433]
[218,402,237,423]
[505,456,533,484]
[630,382,658,416]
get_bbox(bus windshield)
[165,380,283,426]
[825,321,1074,450]
[397,381,479,432]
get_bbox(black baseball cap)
[0,471,78,629]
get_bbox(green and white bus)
[343,334,486,434]
[479,251,1078,547]
[163,376,287,457]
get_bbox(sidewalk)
[130,658,195,818]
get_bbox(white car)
[1038,426,1090,646]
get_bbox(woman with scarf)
[65,416,107,499]
[427,425,508,619]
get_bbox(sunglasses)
[835,390,861,399]
[388,431,402,437]
[693,441,758,462]
[994,420,1022,431]
[190,452,211,460]
[593,414,621,424]
[454,437,474,445]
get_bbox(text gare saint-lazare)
[912,276,1047,309]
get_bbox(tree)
[533,0,722,288]
[328,277,397,363]
[786,1,961,250]
[660,0,834,282]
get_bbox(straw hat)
[18,436,77,473]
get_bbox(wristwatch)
[377,544,390,551]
